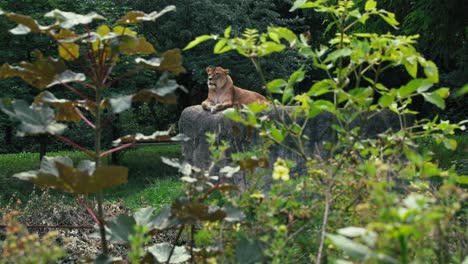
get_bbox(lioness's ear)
[206,67,213,73]
[223,68,230,75]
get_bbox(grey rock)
[178,105,407,189]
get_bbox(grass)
[0,144,183,210]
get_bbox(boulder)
[178,105,406,188]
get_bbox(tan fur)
[201,66,269,113]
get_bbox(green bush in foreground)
[182,0,467,263]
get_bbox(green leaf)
[148,243,190,264]
[434,87,450,98]
[134,207,156,227]
[307,79,335,97]
[236,236,263,264]
[442,138,457,150]
[117,6,175,24]
[266,79,286,94]
[0,99,66,136]
[423,60,439,83]
[378,93,395,107]
[378,11,399,29]
[224,26,232,38]
[214,39,227,54]
[0,50,66,89]
[325,48,352,62]
[259,41,285,56]
[326,234,373,259]
[267,27,298,44]
[283,66,305,103]
[454,83,468,97]
[398,79,432,98]
[403,57,418,78]
[247,102,268,114]
[106,214,137,243]
[183,35,214,51]
[403,147,423,165]
[423,92,445,109]
[456,176,468,185]
[44,9,105,29]
[224,108,245,123]
[270,125,285,143]
[365,0,377,11]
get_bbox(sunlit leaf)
[35,91,81,123]
[183,35,215,51]
[454,83,468,97]
[136,49,186,75]
[365,0,377,11]
[148,242,190,264]
[0,99,66,136]
[119,36,156,55]
[266,79,286,94]
[117,6,175,24]
[326,234,373,259]
[2,12,57,34]
[47,70,86,87]
[399,79,432,98]
[0,50,66,89]
[423,92,445,109]
[112,130,173,146]
[113,26,137,37]
[423,60,439,83]
[44,9,105,29]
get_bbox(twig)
[76,195,99,225]
[100,142,135,157]
[167,225,185,263]
[52,133,94,158]
[75,107,95,129]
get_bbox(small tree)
[0,6,186,259]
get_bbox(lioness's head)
[206,66,231,90]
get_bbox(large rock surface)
[179,105,405,187]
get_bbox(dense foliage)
[0,0,467,263]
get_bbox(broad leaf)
[13,156,128,194]
[44,9,105,29]
[266,79,286,94]
[35,91,81,123]
[0,50,66,89]
[136,49,186,75]
[2,12,57,34]
[119,36,156,55]
[236,236,263,264]
[106,214,137,243]
[0,99,66,136]
[117,6,176,24]
[47,70,86,87]
[423,92,445,109]
[147,243,190,264]
[223,202,246,222]
[326,234,373,259]
[112,130,173,146]
[399,79,432,98]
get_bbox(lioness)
[201,66,269,113]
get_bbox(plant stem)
[167,225,185,263]
[94,86,108,255]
